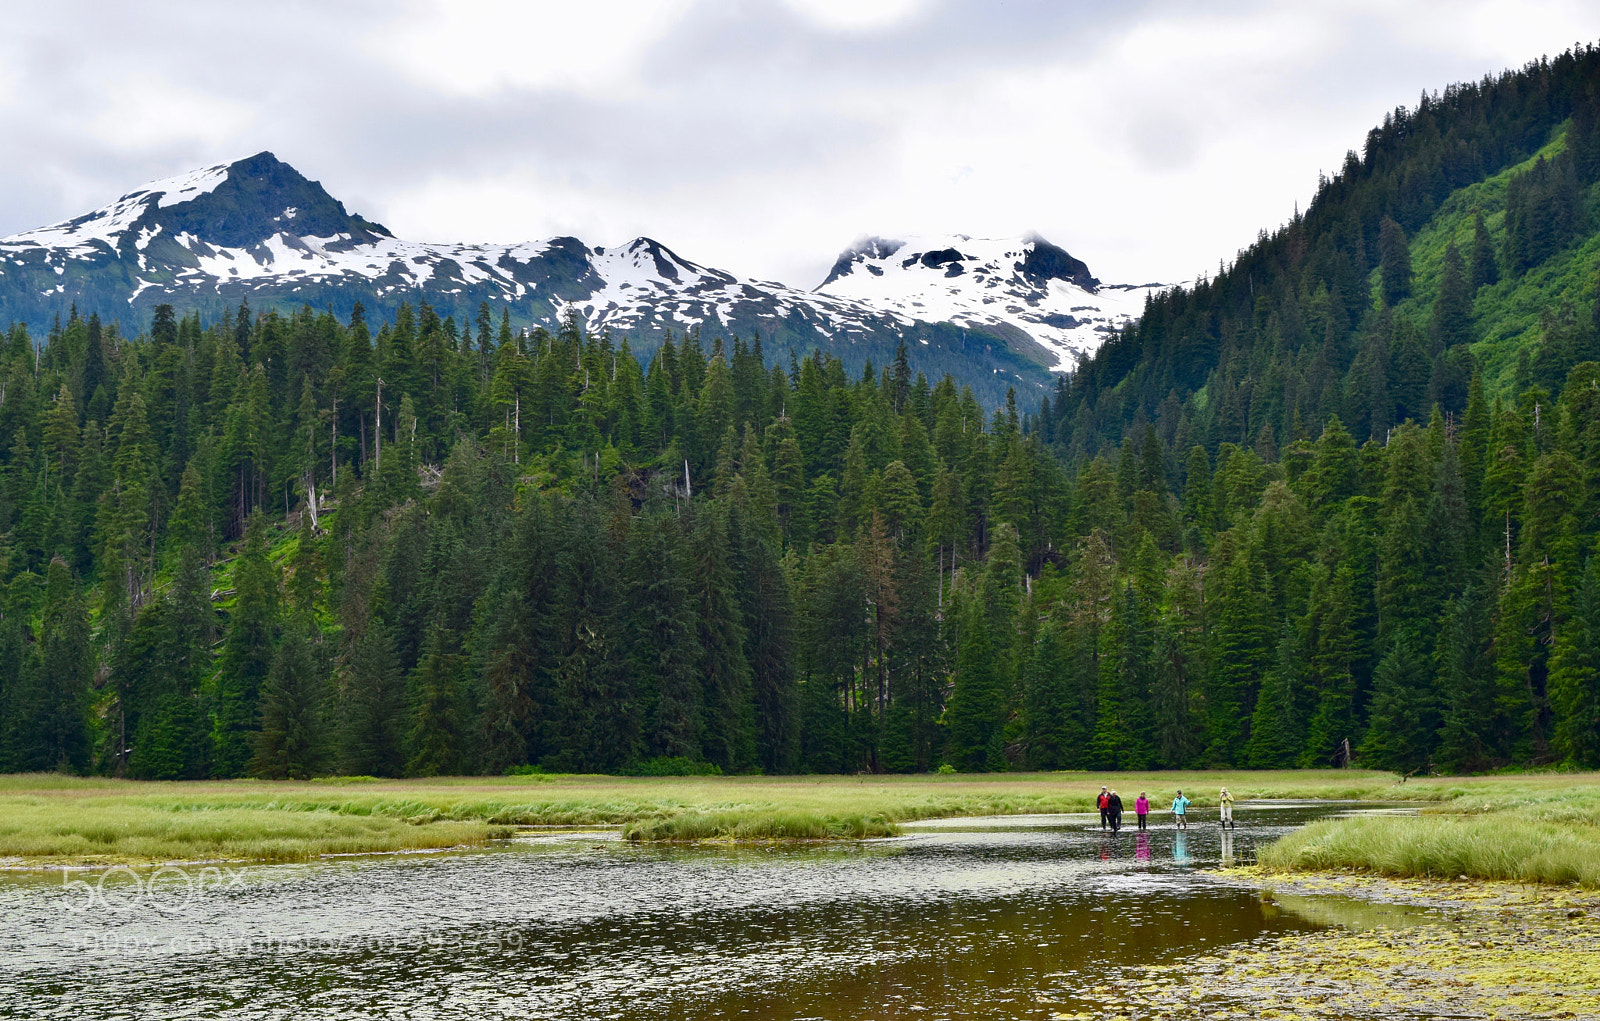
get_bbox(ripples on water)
[0,803,1363,1019]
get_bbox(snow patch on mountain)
[2,163,236,256]
[567,237,903,343]
[153,163,233,208]
[816,233,1173,370]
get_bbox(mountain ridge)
[0,152,1169,401]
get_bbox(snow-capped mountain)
[0,153,1168,400]
[816,234,1172,371]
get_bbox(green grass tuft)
[1257,780,1600,888]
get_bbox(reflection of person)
[1134,792,1150,830]
[1219,787,1236,829]
[1173,831,1191,865]
[1136,830,1151,863]
[1171,790,1192,829]
[1097,786,1111,830]
[1108,790,1124,832]
[1220,826,1234,865]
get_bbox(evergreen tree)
[794,541,869,771]
[691,510,754,771]
[250,623,327,779]
[1434,589,1496,772]
[1022,620,1078,769]
[1378,216,1413,307]
[1149,557,1205,767]
[1089,583,1151,769]
[1548,545,1600,767]
[549,499,635,773]
[625,512,701,760]
[339,620,406,776]
[767,418,810,547]
[1433,242,1472,349]
[406,625,466,776]
[124,547,213,779]
[14,559,91,773]
[944,594,1004,771]
[1202,548,1271,765]
[1246,631,1307,767]
[1469,207,1498,290]
[729,503,798,773]
[210,514,280,777]
[1360,630,1438,772]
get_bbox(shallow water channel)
[0,802,1415,1019]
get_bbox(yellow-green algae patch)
[1048,871,1600,1021]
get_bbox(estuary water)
[0,802,1397,1019]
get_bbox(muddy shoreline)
[1051,868,1600,1020]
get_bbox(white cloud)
[367,0,697,96]
[781,0,926,32]
[87,73,256,150]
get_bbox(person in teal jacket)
[1170,790,1192,829]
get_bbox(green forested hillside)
[1034,45,1600,773]
[3,49,1599,781]
[1057,46,1600,450]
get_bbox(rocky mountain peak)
[151,151,391,248]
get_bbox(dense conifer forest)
[3,47,1600,779]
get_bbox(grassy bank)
[6,769,1599,870]
[1256,773,1600,888]
[0,768,1398,866]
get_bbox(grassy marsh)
[1256,774,1600,888]
[5,769,1599,877]
[0,768,1396,866]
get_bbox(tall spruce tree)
[1360,630,1438,771]
[626,512,701,761]
[1469,207,1498,290]
[1433,243,1473,349]
[1203,548,1271,765]
[210,514,280,777]
[1549,548,1600,766]
[945,592,1004,771]
[251,622,327,779]
[15,559,91,773]
[1378,216,1413,307]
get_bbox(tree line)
[1,282,1596,778]
[4,46,1600,777]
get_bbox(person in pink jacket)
[1134,791,1150,830]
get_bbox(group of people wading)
[1094,786,1236,832]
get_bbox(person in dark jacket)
[1108,790,1124,832]
[1097,786,1111,830]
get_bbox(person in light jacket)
[1171,790,1191,829]
[1219,787,1236,829]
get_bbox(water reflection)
[0,802,1374,1020]
[1220,827,1234,865]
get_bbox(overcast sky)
[2,0,1598,287]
